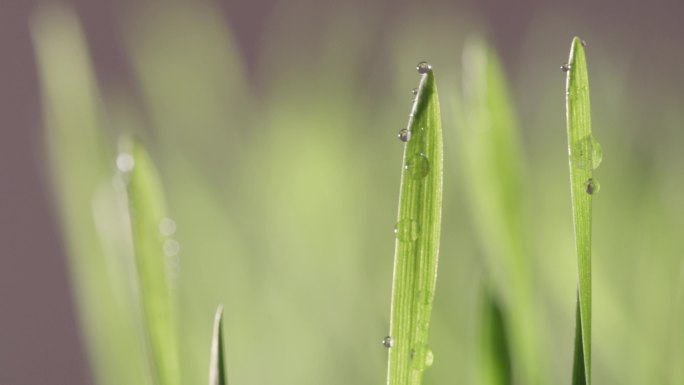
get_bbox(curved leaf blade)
[209,305,228,385]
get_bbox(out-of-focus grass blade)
[386,65,442,385]
[123,0,251,174]
[564,37,600,385]
[458,37,541,384]
[209,305,228,385]
[124,141,181,385]
[478,284,512,385]
[31,5,152,385]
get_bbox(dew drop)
[416,61,432,74]
[116,153,135,172]
[586,178,600,195]
[398,128,411,142]
[590,136,603,169]
[159,217,177,236]
[410,345,434,371]
[571,135,603,170]
[560,63,571,72]
[163,239,180,257]
[395,219,420,242]
[382,336,393,348]
[411,88,418,96]
[405,153,430,179]
[581,39,587,48]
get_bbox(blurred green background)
[2,0,684,384]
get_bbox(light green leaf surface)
[457,37,540,384]
[564,37,599,385]
[209,305,228,385]
[125,142,181,385]
[386,67,443,385]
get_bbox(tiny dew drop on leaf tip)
[416,61,432,74]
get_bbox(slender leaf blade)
[126,141,181,385]
[209,305,228,385]
[386,67,443,385]
[479,284,512,385]
[31,5,153,385]
[458,37,540,384]
[565,36,596,385]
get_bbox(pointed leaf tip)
[209,305,227,385]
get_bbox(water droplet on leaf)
[416,61,432,74]
[586,178,600,195]
[398,128,411,142]
[571,135,603,170]
[116,153,135,172]
[395,219,419,242]
[405,153,430,179]
[560,63,571,72]
[163,239,180,257]
[411,88,418,96]
[382,336,393,348]
[590,136,603,169]
[159,217,177,236]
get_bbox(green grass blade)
[564,36,599,385]
[386,65,443,385]
[31,5,152,385]
[479,285,512,385]
[457,37,540,384]
[209,305,228,385]
[125,141,181,385]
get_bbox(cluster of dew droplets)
[394,61,436,245]
[561,40,602,195]
[387,62,437,373]
[397,62,433,144]
[160,217,181,285]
